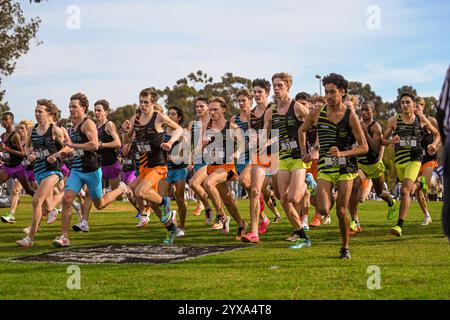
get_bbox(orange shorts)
[139,166,168,191]
[419,160,438,176]
[207,163,238,181]
[250,154,272,169]
[306,159,318,180]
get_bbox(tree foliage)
[0,0,41,114]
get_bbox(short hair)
[362,100,376,110]
[272,72,293,89]
[209,96,227,109]
[252,78,271,94]
[154,104,163,113]
[310,95,327,105]
[416,96,425,106]
[195,96,209,105]
[94,99,110,112]
[399,91,415,101]
[168,106,184,126]
[322,73,348,92]
[36,98,57,115]
[236,88,253,101]
[346,94,359,107]
[19,120,34,129]
[70,92,89,113]
[295,92,311,101]
[139,87,159,103]
[2,112,14,120]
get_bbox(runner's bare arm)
[103,121,122,149]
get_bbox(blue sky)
[2,0,449,122]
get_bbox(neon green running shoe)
[1,213,15,224]
[390,225,402,237]
[290,239,311,249]
[386,199,397,220]
[349,220,358,232]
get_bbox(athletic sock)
[295,228,308,240]
[397,219,404,228]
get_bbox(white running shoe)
[323,216,332,225]
[16,236,33,248]
[136,215,150,228]
[47,209,59,224]
[53,235,70,248]
[175,228,185,238]
[72,221,89,232]
[421,216,432,226]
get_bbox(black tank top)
[1,131,23,167]
[393,114,423,164]
[97,121,118,166]
[70,118,100,173]
[357,121,381,165]
[31,124,62,174]
[250,104,272,156]
[204,120,235,165]
[421,117,437,163]
[134,112,166,168]
[317,106,357,174]
[272,100,303,159]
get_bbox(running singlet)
[70,118,100,173]
[357,121,381,165]
[134,112,166,168]
[393,114,423,164]
[31,124,62,174]
[122,140,139,172]
[421,117,437,163]
[204,121,235,165]
[250,104,272,155]
[234,114,249,164]
[271,100,302,159]
[163,132,187,170]
[317,105,357,174]
[1,131,23,167]
[97,121,118,166]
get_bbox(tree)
[0,0,41,115]
[157,70,252,124]
[108,104,137,129]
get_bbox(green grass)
[0,197,449,300]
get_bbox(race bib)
[280,140,298,151]
[399,137,418,147]
[137,143,151,152]
[324,156,346,167]
[35,149,50,159]
[74,149,85,157]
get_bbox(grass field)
[0,197,449,300]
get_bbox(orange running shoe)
[310,214,322,227]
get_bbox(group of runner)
[0,72,442,259]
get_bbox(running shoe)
[47,209,59,225]
[258,218,270,235]
[310,214,322,227]
[387,199,397,220]
[349,220,358,232]
[305,173,317,197]
[163,225,177,245]
[205,208,215,225]
[136,215,150,228]
[421,216,432,226]
[273,214,282,223]
[193,202,204,216]
[349,225,363,236]
[241,231,259,243]
[53,235,71,248]
[290,238,311,249]
[175,228,185,238]
[1,213,15,224]
[16,236,33,248]
[160,197,173,224]
[390,225,402,237]
[286,233,300,242]
[339,248,351,259]
[211,215,224,230]
[322,216,332,225]
[72,221,89,232]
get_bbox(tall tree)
[0,0,41,114]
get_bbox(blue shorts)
[35,170,63,185]
[65,169,103,200]
[194,163,207,172]
[166,168,188,184]
[236,163,250,176]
